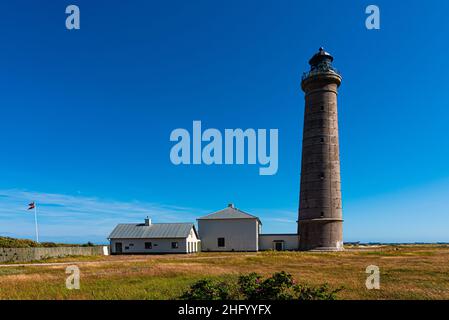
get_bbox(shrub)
[0,236,39,248]
[238,271,296,300]
[41,242,58,247]
[180,271,342,300]
[0,236,82,248]
[180,279,233,300]
[237,272,262,299]
[295,283,342,300]
[81,242,95,247]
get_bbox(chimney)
[144,216,152,226]
[228,203,235,209]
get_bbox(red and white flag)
[27,201,39,242]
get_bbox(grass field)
[0,245,448,300]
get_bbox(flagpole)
[34,202,39,243]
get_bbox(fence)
[0,246,109,263]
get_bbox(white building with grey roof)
[197,204,299,252]
[197,203,260,252]
[108,217,200,254]
[108,204,299,254]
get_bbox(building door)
[273,241,284,251]
[115,242,123,254]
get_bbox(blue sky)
[1,1,449,243]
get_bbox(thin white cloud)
[251,208,298,233]
[2,177,448,244]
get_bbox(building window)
[171,242,179,249]
[321,211,325,217]
[320,173,325,180]
[321,106,325,111]
[125,246,129,250]
[218,238,225,248]
[129,243,134,247]
[145,242,152,249]
[320,137,324,143]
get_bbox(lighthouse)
[298,48,343,251]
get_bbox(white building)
[258,234,300,251]
[197,204,299,252]
[108,217,200,254]
[109,205,299,254]
[198,204,262,252]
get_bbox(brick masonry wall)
[0,246,108,263]
[298,74,344,251]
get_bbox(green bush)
[237,272,262,299]
[0,236,89,248]
[180,279,233,300]
[180,271,342,300]
[41,242,58,247]
[81,242,95,247]
[0,236,39,248]
[294,283,341,300]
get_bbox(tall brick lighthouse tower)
[298,48,343,251]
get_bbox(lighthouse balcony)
[301,65,341,82]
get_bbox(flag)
[27,202,39,242]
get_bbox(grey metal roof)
[108,223,196,239]
[197,205,261,224]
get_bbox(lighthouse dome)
[309,47,334,66]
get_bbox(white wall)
[110,227,200,254]
[259,234,299,251]
[198,219,259,252]
[187,227,201,253]
[110,237,200,254]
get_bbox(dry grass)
[0,245,448,300]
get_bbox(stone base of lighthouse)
[298,218,344,251]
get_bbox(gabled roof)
[197,204,262,225]
[108,223,197,239]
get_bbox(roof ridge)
[234,207,259,219]
[119,222,193,225]
[198,208,227,219]
[149,222,193,224]
[197,206,260,222]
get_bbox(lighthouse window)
[320,138,324,143]
[320,173,325,179]
[321,212,324,217]
[321,106,325,111]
